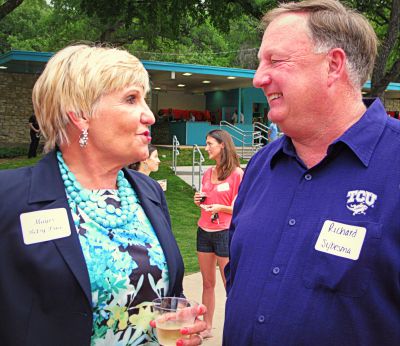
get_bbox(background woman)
[0,44,205,346]
[130,144,160,176]
[193,129,243,338]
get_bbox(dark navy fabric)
[0,151,184,346]
[223,99,400,346]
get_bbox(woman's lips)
[142,130,152,142]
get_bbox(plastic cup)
[152,297,199,346]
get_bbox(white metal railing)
[255,122,284,143]
[192,145,205,191]
[219,121,256,158]
[253,122,269,150]
[172,135,180,174]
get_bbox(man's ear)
[67,111,89,131]
[326,48,346,87]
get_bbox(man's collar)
[331,98,387,167]
[269,98,387,168]
[269,137,291,168]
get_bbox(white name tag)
[217,182,230,192]
[20,208,72,245]
[157,179,167,191]
[315,220,366,260]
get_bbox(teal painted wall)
[185,122,254,146]
[205,89,239,122]
[205,87,269,125]
[241,87,269,123]
[169,122,187,144]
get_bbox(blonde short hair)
[262,0,378,88]
[32,44,150,152]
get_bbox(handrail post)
[199,153,202,191]
[172,135,180,175]
[192,146,195,190]
[192,145,205,191]
[242,132,244,158]
[172,140,176,173]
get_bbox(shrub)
[0,147,28,158]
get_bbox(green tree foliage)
[77,0,237,45]
[0,0,100,53]
[1,0,49,52]
[349,0,400,97]
[0,0,268,68]
[0,0,398,94]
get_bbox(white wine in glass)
[152,297,199,346]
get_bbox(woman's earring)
[79,128,89,148]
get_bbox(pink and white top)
[198,167,243,231]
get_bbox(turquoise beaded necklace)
[57,151,137,230]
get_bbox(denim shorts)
[197,227,229,257]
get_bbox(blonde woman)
[193,129,243,338]
[0,44,205,346]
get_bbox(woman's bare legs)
[216,256,229,287]
[198,251,217,334]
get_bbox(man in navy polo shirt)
[223,1,400,345]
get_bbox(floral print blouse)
[66,187,169,345]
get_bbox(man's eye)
[271,59,282,64]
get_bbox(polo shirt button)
[258,315,265,323]
[305,174,312,181]
[272,267,280,275]
[289,218,296,226]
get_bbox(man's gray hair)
[262,0,378,88]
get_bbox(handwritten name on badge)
[315,220,366,260]
[20,208,71,245]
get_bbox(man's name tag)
[217,182,230,192]
[20,208,71,245]
[315,220,366,260]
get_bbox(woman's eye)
[127,95,136,104]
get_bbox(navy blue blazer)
[0,151,184,346]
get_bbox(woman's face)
[87,85,155,167]
[146,149,160,173]
[205,136,224,161]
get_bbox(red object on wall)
[160,108,210,121]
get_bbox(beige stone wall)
[384,98,400,111]
[0,72,38,147]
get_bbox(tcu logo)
[346,190,377,215]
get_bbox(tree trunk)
[0,0,24,21]
[370,0,400,98]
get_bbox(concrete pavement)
[183,270,226,346]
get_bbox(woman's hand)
[193,192,202,206]
[177,305,207,345]
[203,203,234,215]
[202,204,222,214]
[150,304,207,346]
